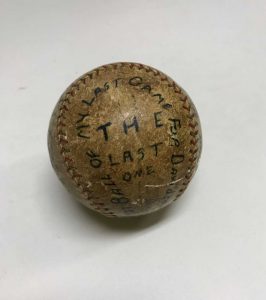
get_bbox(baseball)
[48,62,202,217]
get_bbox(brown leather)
[48,62,202,217]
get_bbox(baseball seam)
[55,62,201,216]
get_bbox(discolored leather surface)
[48,62,202,217]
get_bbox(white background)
[1,1,266,299]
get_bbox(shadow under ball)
[48,62,202,218]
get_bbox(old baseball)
[48,62,202,217]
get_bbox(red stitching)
[190,130,199,137]
[189,122,198,129]
[56,62,201,216]
[189,157,197,163]
[187,113,195,120]
[189,148,198,155]
[190,139,198,146]
[182,104,190,111]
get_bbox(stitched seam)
[56,62,201,215]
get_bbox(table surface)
[1,1,266,299]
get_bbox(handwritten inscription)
[76,112,177,142]
[76,113,90,139]
[101,174,129,204]
[122,165,155,182]
[86,144,163,168]
[75,76,172,140]
[168,117,184,181]
[81,76,172,109]
[76,74,185,200]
